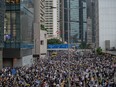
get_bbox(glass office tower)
[0,0,5,47]
[60,0,87,44]
[4,0,33,48]
[0,0,5,69]
[3,0,34,67]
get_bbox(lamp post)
[50,0,71,86]
[67,0,71,86]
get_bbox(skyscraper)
[86,0,99,48]
[98,0,116,50]
[60,0,87,45]
[0,0,5,69]
[0,0,5,47]
[89,0,116,50]
[0,0,46,67]
[1,0,34,67]
[45,0,60,39]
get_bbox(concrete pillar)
[34,0,41,58]
[61,0,64,42]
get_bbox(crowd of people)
[0,50,116,87]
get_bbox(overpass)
[47,44,78,50]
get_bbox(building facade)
[88,0,116,50]
[86,0,99,48]
[60,0,87,45]
[98,0,116,50]
[0,0,5,69]
[45,0,60,39]
[1,0,47,67]
[0,0,5,48]
[2,0,34,67]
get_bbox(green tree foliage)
[41,24,47,31]
[47,38,63,44]
[96,47,102,55]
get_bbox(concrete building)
[60,0,87,45]
[40,30,47,58]
[98,0,116,50]
[0,0,47,68]
[45,0,60,39]
[87,0,116,50]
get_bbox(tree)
[96,47,102,55]
[41,24,47,31]
[47,38,63,44]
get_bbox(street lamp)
[49,0,71,86]
[67,0,71,86]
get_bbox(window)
[41,40,44,45]
[44,34,46,38]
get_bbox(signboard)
[48,44,68,49]
[48,44,78,49]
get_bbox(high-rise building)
[1,0,34,67]
[45,0,60,38]
[90,0,116,50]
[39,0,45,24]
[98,0,116,50]
[1,0,46,67]
[0,0,5,69]
[86,0,99,48]
[0,0,5,47]
[60,0,87,44]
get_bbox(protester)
[0,51,116,87]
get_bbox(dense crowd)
[0,51,116,87]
